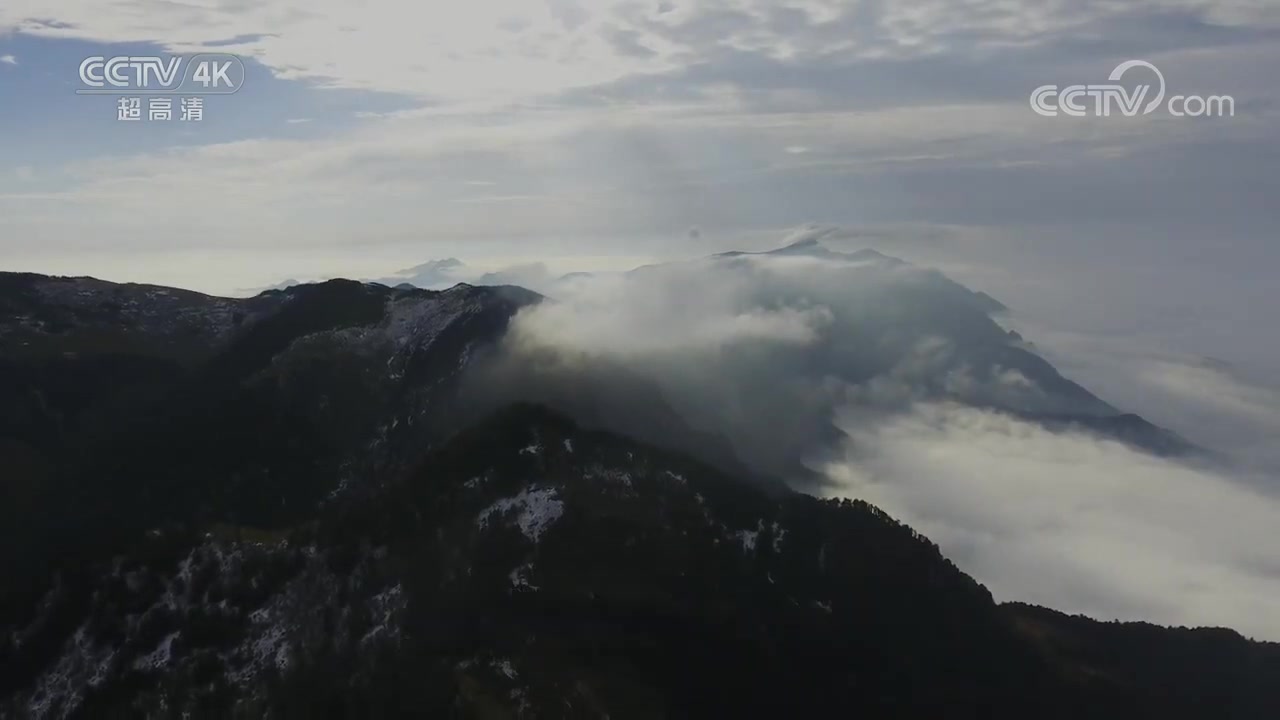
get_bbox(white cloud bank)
[506,257,833,355]
[822,401,1280,640]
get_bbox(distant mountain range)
[1,244,1268,718]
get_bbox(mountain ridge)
[0,255,1257,717]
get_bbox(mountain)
[0,260,1265,718]
[494,239,1193,489]
[0,274,539,663]
[370,258,467,290]
[3,403,1276,718]
[738,239,1192,457]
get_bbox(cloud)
[0,54,16,65]
[4,1,1279,104]
[461,246,885,480]
[506,260,833,355]
[1023,328,1280,478]
[1142,359,1280,438]
[1,1,683,101]
[821,400,1280,641]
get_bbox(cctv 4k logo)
[77,53,245,94]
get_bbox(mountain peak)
[761,238,907,266]
[768,236,839,258]
[845,248,899,263]
[783,236,822,250]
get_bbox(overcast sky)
[4,1,1274,400]
[2,1,1278,633]
[0,2,1275,289]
